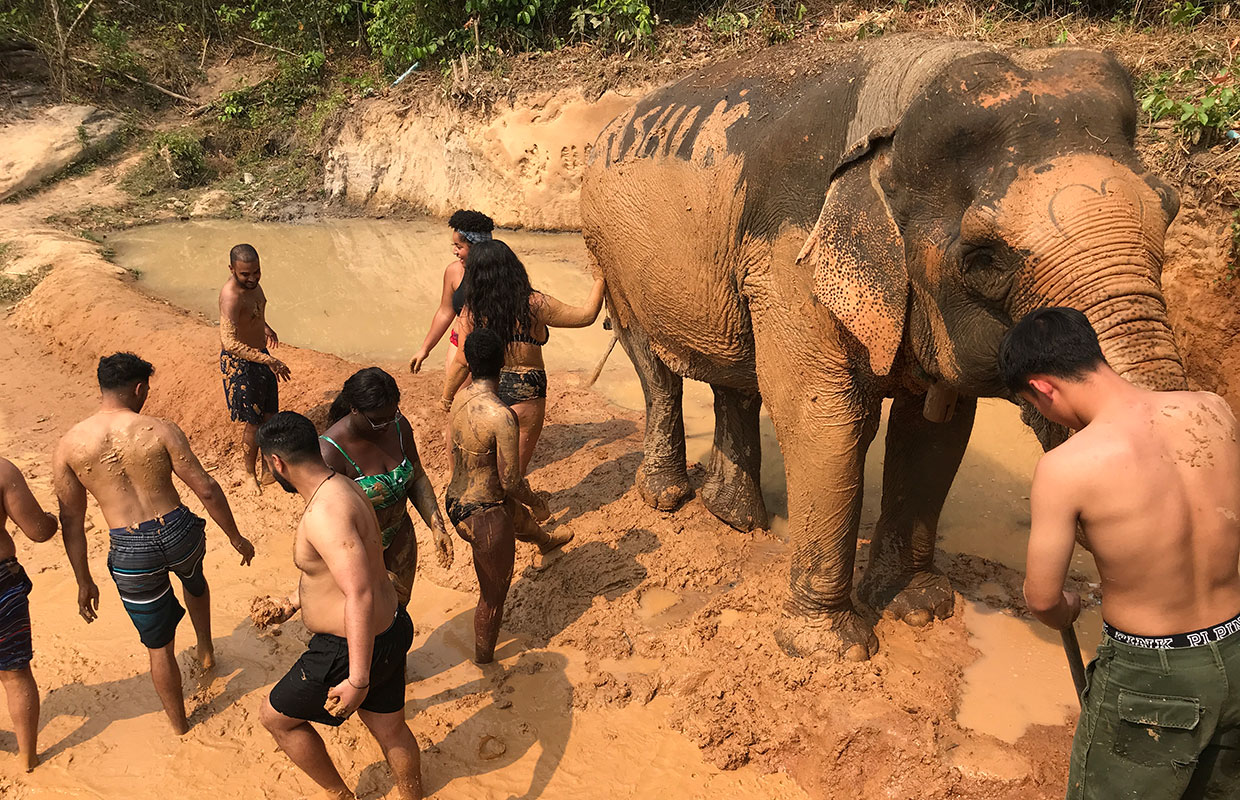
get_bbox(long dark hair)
[327,367,401,425]
[462,240,535,344]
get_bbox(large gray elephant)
[580,35,1187,659]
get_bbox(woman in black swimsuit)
[440,240,605,519]
[409,210,495,375]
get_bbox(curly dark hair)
[327,367,401,425]
[448,209,495,234]
[462,239,535,345]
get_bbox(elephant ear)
[797,137,908,377]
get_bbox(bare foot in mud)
[22,751,40,772]
[244,473,262,496]
[538,529,574,556]
[196,642,216,673]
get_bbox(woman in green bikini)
[320,368,453,605]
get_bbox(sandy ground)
[0,208,1086,800]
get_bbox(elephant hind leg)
[702,384,767,531]
[614,319,693,511]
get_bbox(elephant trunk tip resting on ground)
[581,35,1187,660]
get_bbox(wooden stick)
[1061,626,1088,706]
[586,333,619,388]
[238,35,296,56]
[69,56,196,103]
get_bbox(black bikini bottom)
[445,495,506,527]
[497,368,547,406]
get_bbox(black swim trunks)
[107,506,208,649]
[220,349,278,425]
[497,368,547,406]
[269,606,414,727]
[445,495,505,528]
[0,558,34,671]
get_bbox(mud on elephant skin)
[582,35,1187,660]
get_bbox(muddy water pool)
[111,218,1098,743]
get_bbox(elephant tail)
[587,327,619,388]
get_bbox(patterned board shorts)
[220,349,278,425]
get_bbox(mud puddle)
[111,218,1099,744]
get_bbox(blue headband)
[457,229,492,245]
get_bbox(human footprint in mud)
[447,330,572,664]
[219,243,291,495]
[255,412,423,800]
[53,353,255,735]
[0,457,58,772]
[319,367,454,605]
[441,240,606,521]
[1001,309,1240,799]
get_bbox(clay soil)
[0,182,1074,798]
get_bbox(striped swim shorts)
[107,506,208,649]
[0,558,34,671]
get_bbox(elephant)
[580,35,1188,660]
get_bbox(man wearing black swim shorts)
[0,456,58,772]
[255,412,422,800]
[54,353,254,736]
[219,243,290,495]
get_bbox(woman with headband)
[409,210,495,375]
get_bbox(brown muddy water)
[109,218,1099,743]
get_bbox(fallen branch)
[238,35,296,56]
[69,56,196,103]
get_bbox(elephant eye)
[962,245,998,273]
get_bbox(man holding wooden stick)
[999,308,1240,799]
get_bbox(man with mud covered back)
[1000,308,1240,799]
[53,353,255,736]
[446,329,571,664]
[254,412,422,800]
[0,457,58,772]
[219,243,290,495]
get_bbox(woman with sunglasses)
[320,367,453,605]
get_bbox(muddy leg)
[359,709,423,800]
[858,392,976,626]
[0,667,40,771]
[702,384,767,531]
[383,515,418,606]
[614,320,691,510]
[148,639,190,735]
[260,698,353,798]
[459,509,516,664]
[509,499,572,554]
[241,422,261,495]
[505,399,550,521]
[183,580,215,671]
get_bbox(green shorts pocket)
[1112,689,1202,767]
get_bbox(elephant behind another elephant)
[580,35,1187,660]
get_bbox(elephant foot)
[701,461,768,531]
[774,608,878,662]
[636,461,693,511]
[861,570,955,627]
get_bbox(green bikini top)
[320,428,415,515]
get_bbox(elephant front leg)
[857,392,977,626]
[701,384,768,531]
[772,401,882,661]
[614,320,693,510]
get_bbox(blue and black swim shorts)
[0,557,34,671]
[107,506,208,649]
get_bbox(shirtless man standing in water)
[446,329,571,664]
[53,353,255,735]
[0,457,58,771]
[255,412,421,800]
[219,243,290,494]
[999,308,1240,799]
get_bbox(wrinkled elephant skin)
[581,35,1187,659]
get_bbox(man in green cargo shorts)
[999,308,1240,799]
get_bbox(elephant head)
[797,46,1188,406]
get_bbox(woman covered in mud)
[320,368,454,604]
[439,240,606,520]
[409,210,495,375]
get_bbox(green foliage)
[1162,0,1207,26]
[571,0,658,49]
[705,2,804,44]
[122,131,209,195]
[1140,65,1240,144]
[214,51,326,126]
